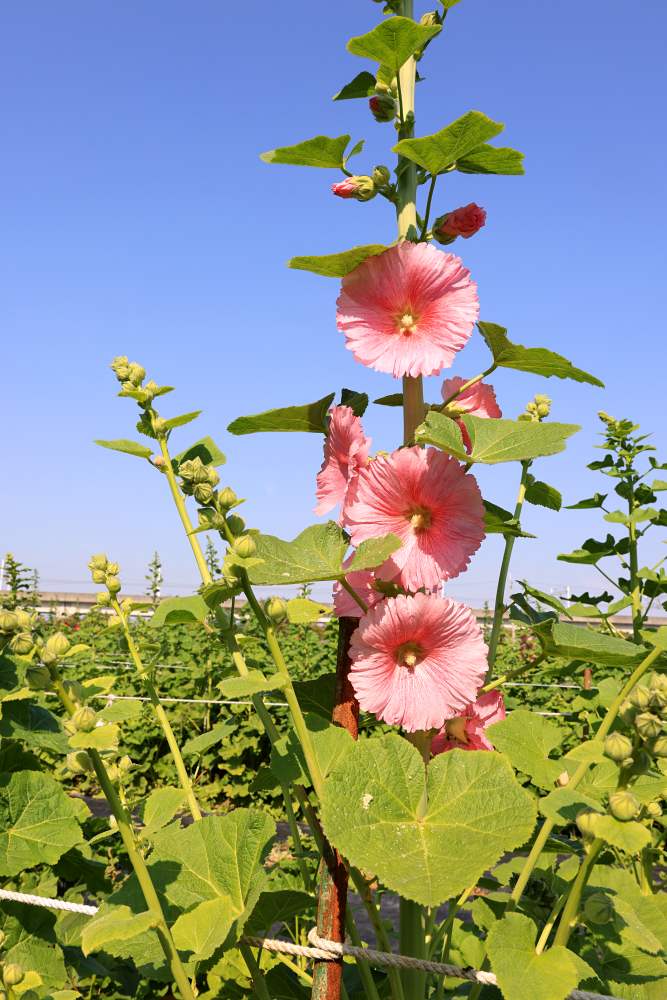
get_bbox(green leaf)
[558,534,617,564]
[332,70,377,101]
[219,671,287,698]
[535,621,648,667]
[293,673,336,720]
[416,411,580,464]
[478,321,604,386]
[321,735,536,906]
[0,771,83,876]
[289,245,388,278]
[0,701,69,754]
[482,500,534,538]
[524,476,562,511]
[172,896,238,961]
[228,392,335,435]
[94,438,153,459]
[99,698,144,724]
[181,721,235,758]
[260,135,350,169]
[150,594,209,626]
[163,410,201,431]
[272,715,355,788]
[285,598,331,624]
[246,889,314,934]
[82,907,157,957]
[248,522,348,586]
[374,392,404,407]
[643,626,667,650]
[69,723,119,751]
[340,387,369,417]
[539,788,602,826]
[487,709,565,789]
[141,787,187,835]
[174,436,226,468]
[589,867,667,956]
[456,143,525,175]
[0,906,67,990]
[588,814,652,854]
[393,111,503,175]
[565,492,608,510]
[347,534,402,572]
[347,16,441,73]
[487,912,594,1000]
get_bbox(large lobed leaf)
[321,735,536,906]
[487,709,565,790]
[228,393,335,435]
[289,244,389,277]
[415,411,579,464]
[478,322,604,387]
[0,771,83,876]
[260,134,351,168]
[394,110,504,175]
[347,16,441,72]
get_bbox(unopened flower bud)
[609,790,641,822]
[420,10,441,27]
[126,361,146,386]
[226,514,246,537]
[193,483,215,505]
[536,401,551,418]
[9,633,33,656]
[583,892,614,925]
[576,809,599,838]
[650,735,667,757]
[618,700,637,726]
[71,706,97,733]
[14,610,32,629]
[0,612,19,633]
[152,416,167,436]
[629,685,651,710]
[266,597,288,623]
[369,91,396,123]
[110,356,131,381]
[372,165,391,188]
[91,569,106,584]
[106,562,120,576]
[233,535,257,559]
[635,712,662,740]
[3,964,24,987]
[433,204,487,244]
[604,732,633,763]
[218,487,239,510]
[88,554,108,572]
[646,800,662,819]
[648,687,667,711]
[106,576,122,596]
[66,750,94,774]
[26,664,51,690]
[96,592,111,607]
[152,455,165,469]
[42,632,71,664]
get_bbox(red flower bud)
[433,203,487,243]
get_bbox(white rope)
[0,888,622,999]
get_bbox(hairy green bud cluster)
[226,514,246,537]
[608,790,641,822]
[603,732,633,764]
[519,394,552,422]
[41,631,71,665]
[111,355,146,388]
[233,535,257,559]
[576,809,599,839]
[218,486,240,511]
[9,631,34,655]
[87,554,122,596]
[635,711,663,740]
[70,706,98,733]
[179,457,220,504]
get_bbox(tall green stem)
[486,460,530,679]
[239,942,272,1000]
[627,491,642,642]
[112,598,202,823]
[159,437,210,583]
[49,667,194,1000]
[552,840,603,947]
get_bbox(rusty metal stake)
[311,617,359,1000]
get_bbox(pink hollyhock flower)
[315,406,371,516]
[331,178,359,199]
[432,690,505,753]
[349,593,488,732]
[336,242,479,377]
[434,203,487,242]
[343,445,485,591]
[442,376,502,450]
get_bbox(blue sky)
[2,0,665,606]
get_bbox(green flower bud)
[649,735,667,757]
[233,535,257,559]
[226,514,246,537]
[106,562,120,576]
[604,732,633,763]
[635,712,663,740]
[91,569,107,584]
[266,597,288,623]
[42,632,71,664]
[576,809,599,838]
[648,687,667,711]
[127,361,146,386]
[646,800,663,819]
[110,355,131,381]
[608,790,641,822]
[536,402,551,418]
[3,964,24,987]
[14,610,32,629]
[420,11,441,27]
[618,699,638,726]
[372,165,391,188]
[369,91,396,123]
[193,482,216,505]
[96,591,111,607]
[0,612,19,633]
[583,892,614,925]
[26,664,51,690]
[218,487,239,510]
[629,684,651,710]
[88,553,108,572]
[71,706,98,733]
[66,750,94,774]
[106,575,122,596]
[9,632,34,656]
[649,672,667,695]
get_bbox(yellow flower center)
[409,507,432,533]
[396,642,424,670]
[445,716,470,745]
[397,311,417,336]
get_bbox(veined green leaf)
[246,889,314,934]
[565,492,607,510]
[141,787,187,834]
[347,16,441,72]
[94,438,153,459]
[394,111,504,175]
[487,710,564,789]
[228,393,335,435]
[0,772,83,876]
[321,735,536,906]
[150,595,209,627]
[340,387,369,417]
[260,134,350,168]
[524,475,562,511]
[333,70,377,101]
[535,620,649,667]
[289,245,388,277]
[484,500,535,538]
[163,410,201,431]
[456,143,524,175]
[374,392,404,407]
[174,436,226,468]
[558,534,617,564]
[181,721,235,758]
[219,672,287,698]
[248,522,348,585]
[82,907,158,958]
[285,598,332,624]
[478,322,604,387]
[416,411,580,464]
[347,534,401,573]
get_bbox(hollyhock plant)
[431,690,506,754]
[442,376,502,449]
[336,241,479,377]
[348,593,488,732]
[343,445,485,590]
[433,203,487,243]
[314,405,370,515]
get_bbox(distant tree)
[145,551,163,606]
[0,553,35,610]
[205,537,222,578]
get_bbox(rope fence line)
[0,888,622,1000]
